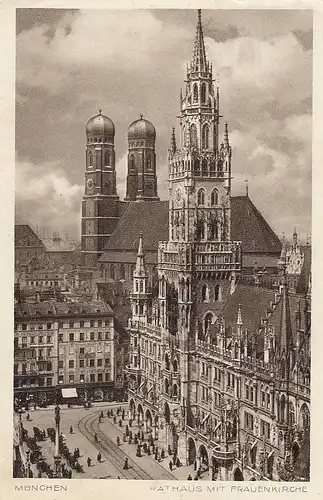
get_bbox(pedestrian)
[70,426,73,434]
[27,413,31,421]
[99,415,102,423]
[161,449,165,459]
[176,457,181,468]
[147,447,151,455]
[123,434,126,442]
[38,470,42,478]
[69,469,72,478]
[76,448,80,458]
[194,475,198,481]
[136,446,141,457]
[87,457,91,467]
[123,458,129,470]
[129,431,132,439]
[128,437,132,444]
[187,474,192,481]
[119,419,122,427]
[34,403,37,410]
[168,445,172,455]
[94,433,98,442]
[122,409,125,420]
[129,419,132,427]
[97,452,102,463]
[116,436,120,446]
[169,461,173,471]
[113,416,116,424]
[100,411,104,419]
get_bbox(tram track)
[77,411,154,479]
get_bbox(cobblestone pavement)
[18,404,207,480]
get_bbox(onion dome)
[128,114,156,140]
[86,110,115,137]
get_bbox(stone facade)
[126,10,310,482]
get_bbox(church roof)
[231,196,282,254]
[100,196,281,262]
[15,225,45,248]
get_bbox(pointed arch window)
[190,124,198,148]
[147,154,152,170]
[129,154,135,171]
[211,189,219,206]
[88,152,93,167]
[197,188,205,206]
[104,150,111,166]
[120,264,126,280]
[202,284,210,303]
[202,124,209,149]
[201,83,206,104]
[204,313,213,333]
[193,83,198,103]
[215,284,220,301]
[110,264,115,281]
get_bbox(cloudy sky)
[15,8,312,242]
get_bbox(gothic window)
[140,281,144,293]
[300,403,310,430]
[202,124,209,149]
[288,402,295,426]
[197,188,205,206]
[173,384,178,398]
[204,313,213,333]
[88,152,93,167]
[129,154,135,170]
[190,124,198,148]
[201,158,208,174]
[202,284,210,303]
[165,353,170,371]
[280,395,286,423]
[201,83,206,104]
[211,189,219,206]
[165,378,170,395]
[193,83,198,103]
[110,264,115,281]
[120,264,125,280]
[173,358,178,372]
[214,284,220,301]
[104,150,111,166]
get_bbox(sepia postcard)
[0,1,322,500]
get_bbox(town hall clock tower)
[81,110,120,269]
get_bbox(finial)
[245,179,249,197]
[237,304,243,326]
[140,114,143,120]
[99,109,102,115]
[198,9,202,23]
[224,122,229,147]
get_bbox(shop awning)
[61,388,78,398]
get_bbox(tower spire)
[171,127,177,153]
[224,122,229,147]
[279,267,293,354]
[191,9,208,74]
[134,233,146,277]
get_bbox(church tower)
[81,110,120,269]
[156,10,242,455]
[125,115,159,201]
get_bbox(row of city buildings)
[14,9,311,481]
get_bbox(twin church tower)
[81,9,232,271]
[81,112,159,269]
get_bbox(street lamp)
[25,449,31,478]
[54,404,62,478]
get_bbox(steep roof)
[217,284,276,336]
[297,245,312,294]
[230,196,282,254]
[15,225,45,248]
[100,196,281,260]
[103,201,169,252]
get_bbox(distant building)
[42,233,81,270]
[15,225,47,272]
[14,300,128,404]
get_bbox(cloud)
[15,157,83,239]
[15,9,312,243]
